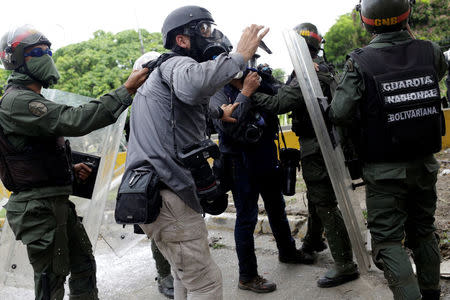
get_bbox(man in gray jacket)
[125,5,268,300]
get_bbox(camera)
[179,139,228,215]
[243,111,266,144]
[279,148,301,196]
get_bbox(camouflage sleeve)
[251,82,302,115]
[329,58,365,126]
[2,85,131,137]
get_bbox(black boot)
[157,274,174,299]
[421,289,441,300]
[279,248,315,264]
[315,206,360,288]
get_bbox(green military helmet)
[356,0,413,34]
[0,25,51,70]
[293,23,323,57]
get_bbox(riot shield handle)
[317,96,339,148]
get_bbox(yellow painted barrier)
[442,109,450,149]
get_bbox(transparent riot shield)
[283,30,371,273]
[0,88,135,292]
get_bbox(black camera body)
[279,148,301,196]
[179,139,228,215]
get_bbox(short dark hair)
[168,26,186,50]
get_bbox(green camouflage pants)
[6,196,98,300]
[365,163,440,299]
[301,153,354,266]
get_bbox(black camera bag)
[115,167,162,224]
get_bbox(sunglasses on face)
[24,48,52,58]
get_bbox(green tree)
[0,69,10,96]
[272,68,286,83]
[53,29,165,98]
[323,12,371,66]
[410,0,450,47]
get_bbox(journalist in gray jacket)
[124,5,268,300]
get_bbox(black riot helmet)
[162,6,214,49]
[0,25,51,70]
[293,23,323,58]
[356,0,413,34]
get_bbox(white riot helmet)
[133,51,161,71]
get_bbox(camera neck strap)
[168,68,181,160]
[164,63,209,161]
[276,118,288,154]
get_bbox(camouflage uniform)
[2,82,132,300]
[329,30,448,299]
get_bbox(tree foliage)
[410,0,450,48]
[53,29,165,98]
[272,68,286,83]
[323,12,371,66]
[0,69,10,96]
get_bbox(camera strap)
[164,62,209,163]
[168,68,180,159]
[276,118,288,154]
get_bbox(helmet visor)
[7,25,45,50]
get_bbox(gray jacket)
[125,53,246,212]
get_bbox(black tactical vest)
[0,86,73,192]
[290,68,336,139]
[350,39,442,162]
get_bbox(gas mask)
[186,21,233,62]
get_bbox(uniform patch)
[28,101,48,117]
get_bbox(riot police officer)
[250,23,360,288]
[329,1,448,299]
[0,25,148,300]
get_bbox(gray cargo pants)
[140,189,222,300]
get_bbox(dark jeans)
[229,155,296,281]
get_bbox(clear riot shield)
[0,89,135,292]
[283,30,371,273]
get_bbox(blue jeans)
[228,154,296,281]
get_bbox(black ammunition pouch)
[350,40,443,162]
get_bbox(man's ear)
[175,34,190,49]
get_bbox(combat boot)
[420,289,441,300]
[301,238,328,254]
[279,248,315,264]
[315,206,360,288]
[317,262,360,288]
[157,274,174,299]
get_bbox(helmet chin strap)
[405,23,416,39]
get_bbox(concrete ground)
[0,227,391,300]
[1,226,450,299]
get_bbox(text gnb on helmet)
[356,0,413,34]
